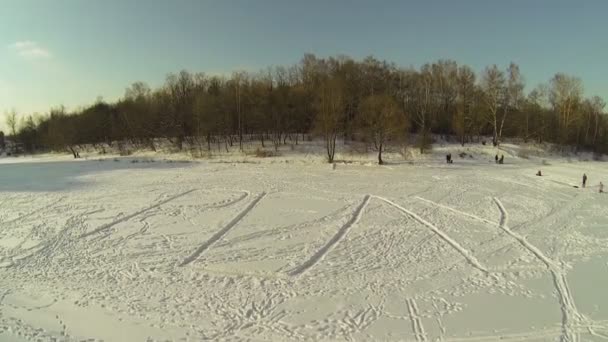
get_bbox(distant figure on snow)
[536,170,542,176]
[446,153,452,164]
[583,173,587,188]
[499,155,504,164]
[600,182,604,193]
[495,154,498,163]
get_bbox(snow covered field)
[1,144,607,341]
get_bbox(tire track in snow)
[493,197,582,342]
[288,195,371,277]
[180,192,266,267]
[79,189,197,238]
[374,195,489,274]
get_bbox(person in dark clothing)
[446,153,451,164]
[499,155,504,164]
[495,154,498,163]
[536,170,542,176]
[583,173,587,188]
[600,182,604,193]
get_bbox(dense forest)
[4,54,608,164]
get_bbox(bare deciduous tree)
[413,66,433,153]
[5,54,608,157]
[357,94,407,164]
[481,65,506,146]
[498,63,524,143]
[314,77,344,163]
[550,73,583,145]
[5,110,18,137]
[454,65,476,146]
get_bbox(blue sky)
[1,0,608,127]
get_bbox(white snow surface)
[1,142,608,342]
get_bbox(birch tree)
[481,65,505,146]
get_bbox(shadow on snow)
[0,158,194,192]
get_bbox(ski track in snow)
[288,195,370,277]
[2,151,608,342]
[0,196,65,226]
[415,196,498,226]
[373,195,489,274]
[80,189,197,238]
[493,197,583,342]
[180,192,266,266]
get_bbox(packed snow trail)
[80,189,197,238]
[289,195,370,276]
[180,192,266,266]
[373,195,489,274]
[493,197,583,342]
[415,196,497,226]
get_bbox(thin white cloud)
[9,41,51,59]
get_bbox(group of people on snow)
[445,152,505,164]
[444,151,603,193]
[535,171,603,193]
[582,173,604,193]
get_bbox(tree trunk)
[498,109,508,145]
[326,132,336,163]
[419,127,428,154]
[593,113,599,145]
[584,112,591,147]
[68,146,79,159]
[177,135,184,150]
[378,143,384,165]
[524,112,529,143]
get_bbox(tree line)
[4,54,608,164]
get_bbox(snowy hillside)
[1,142,607,341]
